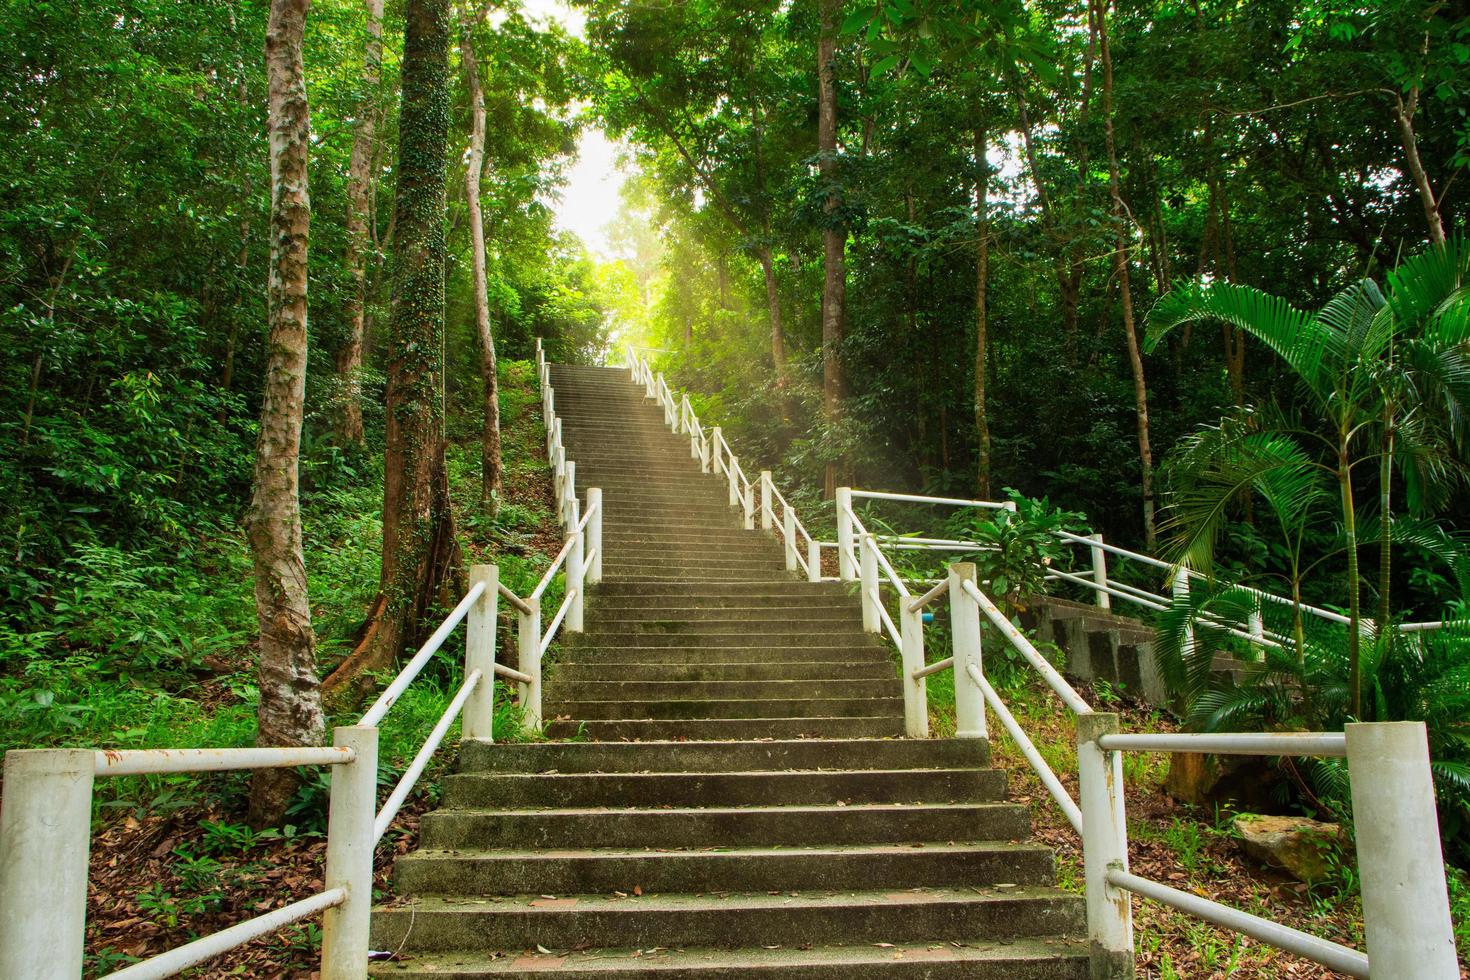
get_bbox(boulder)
[1234,813,1340,883]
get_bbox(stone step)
[590,582,848,598]
[544,696,904,721]
[566,631,881,648]
[542,716,904,740]
[586,608,857,626]
[555,645,891,664]
[588,594,855,611]
[441,767,995,809]
[367,938,1089,978]
[550,661,891,682]
[455,738,990,774]
[547,678,894,701]
[370,886,1086,953]
[395,842,1055,896]
[421,800,1027,850]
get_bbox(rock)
[1165,752,1286,812]
[1234,813,1340,883]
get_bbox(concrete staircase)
[370,364,1087,977]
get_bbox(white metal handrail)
[624,346,823,581]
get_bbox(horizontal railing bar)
[1098,731,1347,757]
[971,665,1084,835]
[849,489,1011,509]
[103,886,348,980]
[361,580,487,727]
[574,496,599,534]
[539,588,578,656]
[494,662,533,684]
[1044,569,1169,612]
[961,578,1093,715]
[868,585,902,650]
[866,537,912,599]
[497,582,534,616]
[583,545,599,571]
[1107,869,1368,977]
[530,535,577,601]
[909,578,950,612]
[1054,529,1173,570]
[94,745,355,777]
[374,671,481,841]
[912,656,954,679]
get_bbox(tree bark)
[1096,0,1157,548]
[248,0,323,828]
[324,0,462,703]
[459,2,501,512]
[973,123,992,499]
[336,0,386,445]
[1392,90,1446,246]
[818,0,846,498]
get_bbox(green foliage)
[944,489,1087,607]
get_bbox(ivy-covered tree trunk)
[324,0,461,701]
[973,122,991,499]
[1096,0,1157,549]
[459,1,501,513]
[818,0,846,498]
[248,0,323,828]
[336,0,386,446]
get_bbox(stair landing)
[370,364,1086,977]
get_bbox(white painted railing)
[0,340,599,979]
[625,347,822,581]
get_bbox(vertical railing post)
[1172,566,1193,655]
[679,393,691,434]
[1346,721,1458,978]
[760,470,774,530]
[742,479,755,530]
[563,461,576,528]
[1089,532,1111,611]
[643,364,656,398]
[699,432,711,473]
[462,564,498,741]
[836,486,855,581]
[728,459,740,508]
[948,563,986,740]
[0,748,94,980]
[518,599,542,731]
[320,725,379,980]
[1078,712,1134,979]
[711,426,723,474]
[782,503,798,572]
[690,426,701,462]
[859,534,880,633]
[807,538,822,582]
[567,527,586,633]
[900,594,928,739]
[586,488,603,585]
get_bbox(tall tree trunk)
[1096,0,1157,548]
[324,0,461,702]
[460,2,501,512]
[974,123,992,499]
[248,0,323,828]
[818,0,846,498]
[336,0,386,445]
[1392,89,1446,246]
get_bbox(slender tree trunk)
[1096,0,1157,548]
[459,2,501,512]
[818,0,846,497]
[757,243,786,383]
[973,123,992,498]
[337,0,386,445]
[1339,448,1363,718]
[248,0,323,828]
[1377,416,1394,635]
[324,0,462,702]
[1393,86,1446,246]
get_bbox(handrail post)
[1089,532,1111,611]
[679,393,691,434]
[948,563,986,740]
[0,748,94,980]
[690,426,701,462]
[321,725,378,980]
[760,470,774,530]
[900,594,928,738]
[567,528,586,633]
[742,480,755,530]
[699,432,711,473]
[1078,712,1134,979]
[463,565,498,741]
[586,488,603,585]
[563,461,576,528]
[859,534,880,633]
[807,538,822,582]
[643,364,656,398]
[836,486,855,580]
[728,457,740,507]
[711,426,723,474]
[1346,722,1458,978]
[518,599,542,731]
[782,503,798,572]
